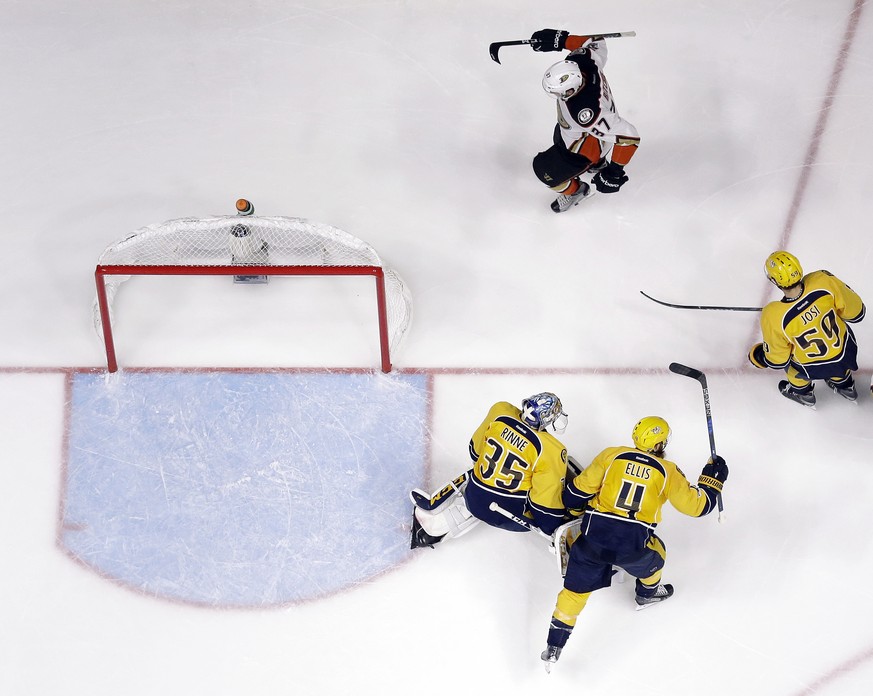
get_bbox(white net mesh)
[93,215,413,359]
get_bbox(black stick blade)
[488,43,502,63]
[669,362,704,381]
[640,290,762,312]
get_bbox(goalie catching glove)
[698,455,728,494]
[748,342,769,369]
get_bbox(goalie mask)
[542,61,585,100]
[521,392,568,434]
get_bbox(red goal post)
[93,216,412,373]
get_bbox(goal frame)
[95,263,394,373]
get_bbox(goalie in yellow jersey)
[748,251,865,407]
[410,393,571,549]
[539,416,727,671]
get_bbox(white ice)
[2,1,873,694]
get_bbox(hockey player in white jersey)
[529,28,640,213]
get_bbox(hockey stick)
[488,502,553,542]
[490,504,626,582]
[668,363,726,523]
[489,503,571,577]
[489,31,636,64]
[640,290,762,312]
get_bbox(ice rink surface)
[2,1,872,694]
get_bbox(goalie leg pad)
[553,518,585,577]
[409,471,469,511]
[412,488,479,541]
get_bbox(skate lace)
[542,646,561,661]
[556,184,589,209]
[637,584,669,601]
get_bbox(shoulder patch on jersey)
[577,107,594,125]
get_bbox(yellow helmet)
[765,251,803,289]
[632,416,671,454]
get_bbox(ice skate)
[827,379,858,403]
[635,583,673,610]
[551,181,593,213]
[410,512,445,549]
[778,380,816,409]
[540,645,562,673]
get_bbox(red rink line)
[777,0,865,251]
[0,364,722,375]
[792,645,873,696]
[1,365,871,378]
[778,3,868,693]
[748,0,866,350]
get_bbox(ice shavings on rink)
[61,370,429,607]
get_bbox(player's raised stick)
[489,31,636,64]
[668,363,726,523]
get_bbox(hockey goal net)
[93,215,412,372]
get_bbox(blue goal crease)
[61,370,428,607]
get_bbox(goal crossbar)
[95,264,392,373]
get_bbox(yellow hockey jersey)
[566,446,713,526]
[760,270,865,371]
[469,401,568,516]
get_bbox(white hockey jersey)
[555,39,640,164]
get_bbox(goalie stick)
[668,363,726,522]
[489,503,569,577]
[489,31,636,64]
[640,290,762,312]
[413,458,582,511]
[488,502,553,541]
[489,504,626,582]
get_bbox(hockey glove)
[698,455,728,494]
[531,29,569,52]
[592,161,629,194]
[562,506,586,523]
[748,342,768,369]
